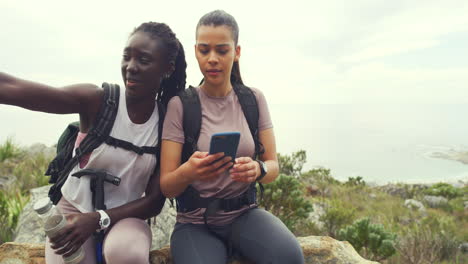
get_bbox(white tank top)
[61,86,159,213]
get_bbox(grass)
[0,137,22,162]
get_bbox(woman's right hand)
[182,151,234,182]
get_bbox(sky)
[1,0,468,173]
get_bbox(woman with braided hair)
[0,22,186,264]
[161,10,304,264]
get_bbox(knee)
[103,218,151,264]
[104,243,149,264]
[267,242,304,264]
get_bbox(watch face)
[102,218,110,227]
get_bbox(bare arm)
[256,128,279,183]
[0,72,102,130]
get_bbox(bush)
[345,176,366,187]
[0,189,29,243]
[424,183,463,200]
[338,217,397,262]
[277,150,306,177]
[259,174,313,232]
[0,137,22,162]
[301,167,340,201]
[320,199,355,237]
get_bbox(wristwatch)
[255,159,268,182]
[97,210,111,231]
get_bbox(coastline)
[430,150,468,166]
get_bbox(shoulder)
[166,95,183,114]
[241,86,267,102]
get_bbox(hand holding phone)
[209,132,240,161]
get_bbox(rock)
[306,185,320,196]
[147,201,177,250]
[378,183,428,199]
[0,175,15,191]
[0,243,45,264]
[0,236,380,264]
[423,195,448,208]
[299,236,379,264]
[25,143,55,158]
[460,242,468,254]
[14,186,177,250]
[308,203,325,229]
[404,199,427,215]
[13,185,51,244]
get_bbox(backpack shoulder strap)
[153,100,165,172]
[178,86,202,163]
[232,83,264,157]
[47,83,120,204]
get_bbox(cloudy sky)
[1,0,467,151]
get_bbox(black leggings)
[170,208,304,264]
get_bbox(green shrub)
[345,176,366,187]
[424,183,463,200]
[338,217,397,262]
[0,137,22,162]
[259,174,313,232]
[0,189,29,243]
[320,199,355,237]
[277,150,306,177]
[13,152,51,191]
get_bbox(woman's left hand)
[49,212,99,257]
[229,157,260,183]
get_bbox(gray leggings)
[171,208,304,264]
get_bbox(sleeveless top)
[61,86,159,213]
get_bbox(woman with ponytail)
[160,10,304,264]
[0,22,186,264]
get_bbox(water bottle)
[34,198,85,264]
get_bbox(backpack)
[46,82,164,205]
[175,83,264,219]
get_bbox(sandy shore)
[430,150,468,165]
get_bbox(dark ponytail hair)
[196,10,243,85]
[132,22,187,106]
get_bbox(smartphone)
[209,132,241,160]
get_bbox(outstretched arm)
[0,72,102,130]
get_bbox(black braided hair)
[132,22,187,107]
[196,10,243,85]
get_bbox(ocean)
[270,103,468,184]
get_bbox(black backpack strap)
[48,83,119,204]
[232,84,266,202]
[175,85,267,212]
[179,86,202,163]
[232,83,264,158]
[104,137,158,155]
[152,101,165,171]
